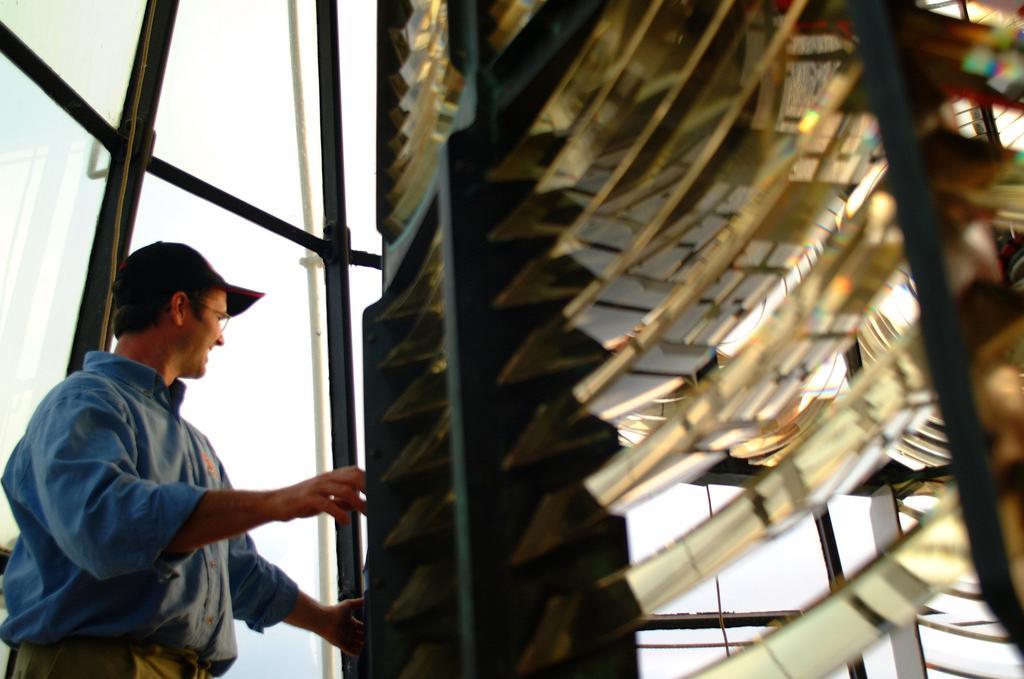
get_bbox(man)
[1,242,366,677]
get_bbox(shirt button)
[209,560,217,568]
[205,616,214,626]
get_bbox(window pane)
[153,0,323,234]
[339,0,380,256]
[0,0,145,125]
[626,483,721,614]
[131,174,323,678]
[637,630,725,679]
[0,54,110,546]
[711,485,831,613]
[826,494,878,575]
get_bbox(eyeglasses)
[195,301,231,332]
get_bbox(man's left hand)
[321,597,365,656]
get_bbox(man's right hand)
[268,466,366,524]
[166,466,367,554]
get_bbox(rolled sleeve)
[227,533,299,632]
[28,392,205,580]
[149,483,207,579]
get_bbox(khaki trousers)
[11,637,213,679]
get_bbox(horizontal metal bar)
[638,611,800,631]
[148,157,328,256]
[350,249,382,270]
[0,18,120,149]
[637,642,752,650]
[698,459,951,495]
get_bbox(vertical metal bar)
[815,511,869,679]
[431,4,639,674]
[67,0,180,373]
[374,0,394,262]
[870,486,927,679]
[845,340,864,376]
[979,106,1002,148]
[315,3,362,679]
[435,3,485,672]
[848,0,1024,648]
[437,144,492,679]
[287,3,338,677]
[361,200,442,679]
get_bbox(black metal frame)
[849,0,1024,650]
[313,2,367,678]
[0,10,382,364]
[361,196,447,679]
[436,4,638,676]
[437,143,494,678]
[66,0,180,371]
[0,15,381,270]
[637,612,800,631]
[438,134,638,679]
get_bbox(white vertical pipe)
[300,256,338,679]
[870,485,927,679]
[288,2,338,678]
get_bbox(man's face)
[180,288,228,379]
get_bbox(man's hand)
[320,597,366,657]
[268,467,366,524]
[285,592,366,657]
[165,466,366,554]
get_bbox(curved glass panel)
[0,0,145,125]
[0,55,110,547]
[132,174,322,678]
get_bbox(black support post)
[638,612,801,631]
[315,3,363,679]
[435,3,489,670]
[437,145,494,679]
[848,0,1024,649]
[67,0,181,372]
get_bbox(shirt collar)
[83,351,188,412]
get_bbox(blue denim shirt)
[0,352,298,675]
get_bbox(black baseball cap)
[113,242,264,316]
